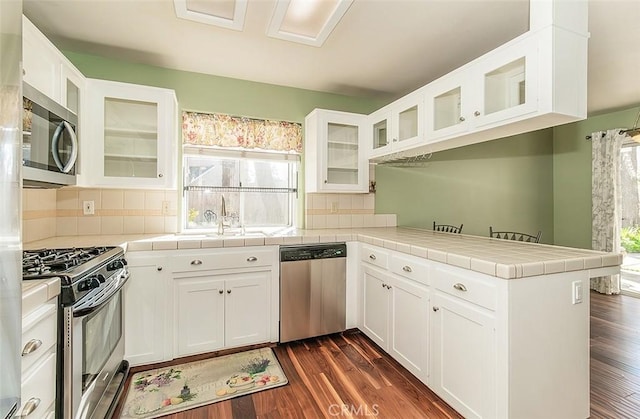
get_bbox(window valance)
[182,111,302,153]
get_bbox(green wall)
[64,51,385,121]
[375,129,555,242]
[553,105,640,249]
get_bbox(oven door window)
[82,291,122,391]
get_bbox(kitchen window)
[182,147,299,232]
[181,111,302,233]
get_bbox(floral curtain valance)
[182,111,302,153]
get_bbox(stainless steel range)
[23,246,130,419]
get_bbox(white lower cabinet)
[124,246,277,363]
[430,291,496,419]
[361,264,429,383]
[124,253,172,366]
[20,299,58,419]
[174,276,225,355]
[173,271,270,357]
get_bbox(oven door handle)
[72,271,129,318]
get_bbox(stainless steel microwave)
[22,82,78,188]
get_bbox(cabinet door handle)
[369,254,377,260]
[190,259,203,266]
[219,290,223,294]
[247,256,258,262]
[387,285,392,289]
[158,173,164,178]
[381,283,386,288]
[474,111,481,117]
[433,306,439,312]
[459,116,465,122]
[22,339,42,356]
[227,289,231,294]
[402,265,412,273]
[19,397,40,417]
[157,266,163,271]
[453,283,468,292]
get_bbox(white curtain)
[591,129,627,294]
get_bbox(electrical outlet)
[162,200,170,215]
[572,280,583,304]
[330,202,338,213]
[83,200,95,215]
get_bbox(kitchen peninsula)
[25,227,620,419]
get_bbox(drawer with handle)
[20,350,56,419]
[172,247,274,273]
[21,303,57,373]
[389,253,430,286]
[360,244,389,269]
[434,266,496,310]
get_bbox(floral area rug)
[119,347,288,418]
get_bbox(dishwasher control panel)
[280,243,347,262]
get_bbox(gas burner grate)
[22,246,113,278]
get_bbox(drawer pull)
[190,259,203,266]
[433,306,439,312]
[157,266,163,271]
[219,290,223,294]
[369,254,377,260]
[227,289,232,294]
[247,256,258,262]
[453,283,468,292]
[20,397,40,417]
[22,339,42,356]
[402,265,412,273]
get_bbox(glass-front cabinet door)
[326,121,360,186]
[368,107,392,159]
[473,35,538,129]
[304,109,368,193]
[368,90,425,159]
[87,79,177,189]
[391,89,425,151]
[425,73,471,141]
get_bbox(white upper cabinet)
[22,16,61,103]
[305,109,369,193]
[369,89,425,159]
[83,79,177,189]
[367,0,588,160]
[425,34,539,142]
[22,15,86,113]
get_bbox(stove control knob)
[107,259,126,271]
[78,277,100,291]
[96,274,106,283]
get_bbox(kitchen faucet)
[217,195,227,235]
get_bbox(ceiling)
[23,0,640,116]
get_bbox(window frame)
[181,145,300,233]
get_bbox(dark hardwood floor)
[113,332,462,419]
[114,291,640,418]
[590,290,640,418]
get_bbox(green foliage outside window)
[621,226,640,253]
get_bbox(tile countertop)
[23,227,622,280]
[22,277,60,315]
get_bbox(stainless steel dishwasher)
[280,243,347,343]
